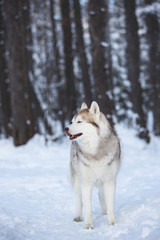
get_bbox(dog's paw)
[84,223,94,229]
[108,214,115,225]
[109,221,115,226]
[73,217,82,222]
[108,219,115,226]
[102,211,107,215]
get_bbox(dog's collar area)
[69,133,83,140]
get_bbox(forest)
[0,0,160,146]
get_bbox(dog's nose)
[64,127,69,133]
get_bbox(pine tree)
[123,0,150,142]
[88,0,112,119]
[0,0,11,137]
[144,0,160,136]
[6,0,36,145]
[73,0,92,106]
[60,0,77,121]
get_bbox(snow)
[0,125,160,240]
[89,11,95,15]
[101,41,109,48]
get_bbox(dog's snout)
[64,127,69,133]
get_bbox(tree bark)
[60,0,77,121]
[6,0,35,146]
[123,0,150,142]
[145,0,160,136]
[88,0,112,119]
[50,0,65,129]
[73,0,92,105]
[0,0,11,137]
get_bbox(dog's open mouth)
[68,133,83,140]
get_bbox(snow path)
[0,125,160,240]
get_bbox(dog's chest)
[79,156,111,184]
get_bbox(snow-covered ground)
[0,125,160,240]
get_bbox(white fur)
[66,102,120,229]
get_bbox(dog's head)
[64,101,102,141]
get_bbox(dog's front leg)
[82,183,93,229]
[103,181,116,225]
[73,178,82,222]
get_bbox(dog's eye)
[77,121,82,123]
[70,121,73,124]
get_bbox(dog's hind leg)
[98,186,107,215]
[73,178,82,222]
[103,181,116,225]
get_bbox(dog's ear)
[89,101,100,117]
[80,103,88,110]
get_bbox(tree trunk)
[73,0,92,105]
[60,0,77,121]
[145,0,160,136]
[123,0,150,142]
[50,0,65,129]
[6,0,35,146]
[0,1,11,137]
[88,0,112,120]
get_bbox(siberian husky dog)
[65,101,121,229]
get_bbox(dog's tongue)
[70,135,75,140]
